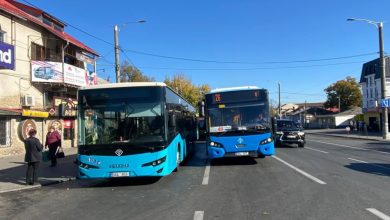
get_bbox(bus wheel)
[257,153,265,158]
[174,146,180,172]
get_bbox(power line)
[137,60,367,71]
[123,49,377,65]
[20,0,380,66]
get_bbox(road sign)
[381,99,390,108]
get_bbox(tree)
[120,61,155,82]
[324,76,362,112]
[164,74,210,107]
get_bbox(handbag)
[55,147,65,159]
[42,150,50,162]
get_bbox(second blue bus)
[203,86,275,159]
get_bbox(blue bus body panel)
[78,134,186,179]
[208,133,274,159]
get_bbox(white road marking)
[202,160,210,185]
[366,208,390,220]
[305,147,329,154]
[194,211,204,220]
[348,158,390,171]
[311,140,390,155]
[347,157,368,163]
[272,156,326,185]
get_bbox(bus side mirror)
[198,101,205,117]
[169,114,176,127]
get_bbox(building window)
[31,42,50,61]
[0,117,10,147]
[53,23,63,32]
[0,30,6,42]
[42,17,52,26]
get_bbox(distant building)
[359,57,390,132]
[0,0,100,156]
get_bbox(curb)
[306,132,385,142]
[0,177,76,194]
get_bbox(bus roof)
[79,82,167,90]
[208,86,261,94]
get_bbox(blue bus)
[77,82,196,179]
[203,86,275,159]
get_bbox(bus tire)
[174,145,180,172]
[257,153,266,158]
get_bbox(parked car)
[274,119,305,147]
[34,66,55,80]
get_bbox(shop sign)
[22,109,49,118]
[0,42,14,70]
[19,119,37,140]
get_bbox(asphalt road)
[1,134,389,220]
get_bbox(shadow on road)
[345,163,390,177]
[211,157,257,166]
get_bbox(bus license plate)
[235,152,249,156]
[110,172,130,177]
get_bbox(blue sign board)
[0,42,15,70]
[381,99,390,108]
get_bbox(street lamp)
[114,20,146,83]
[347,18,388,139]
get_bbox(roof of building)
[209,86,261,94]
[0,0,98,56]
[333,106,362,116]
[0,108,21,115]
[360,57,390,83]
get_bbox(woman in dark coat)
[45,126,61,167]
[24,129,43,185]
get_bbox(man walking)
[24,129,43,185]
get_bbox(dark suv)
[274,119,305,147]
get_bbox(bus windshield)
[208,104,270,135]
[79,87,165,145]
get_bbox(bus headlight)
[260,137,273,145]
[79,162,99,169]
[209,141,223,147]
[142,156,167,167]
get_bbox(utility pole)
[338,96,341,113]
[378,22,389,139]
[278,82,281,118]
[304,100,307,128]
[114,25,120,83]
[347,18,388,139]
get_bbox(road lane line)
[366,208,390,220]
[202,160,210,185]
[194,211,204,220]
[347,157,368,163]
[310,140,390,155]
[348,158,390,171]
[305,147,329,154]
[272,156,326,185]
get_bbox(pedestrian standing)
[45,126,61,167]
[24,129,43,185]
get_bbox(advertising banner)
[0,42,15,69]
[31,61,96,87]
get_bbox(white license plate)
[110,172,130,177]
[235,152,249,156]
[287,135,296,138]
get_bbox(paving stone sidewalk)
[0,148,78,194]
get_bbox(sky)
[24,0,390,104]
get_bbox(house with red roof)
[0,0,100,156]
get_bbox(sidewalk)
[305,128,389,142]
[0,148,78,194]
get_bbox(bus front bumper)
[208,142,274,159]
